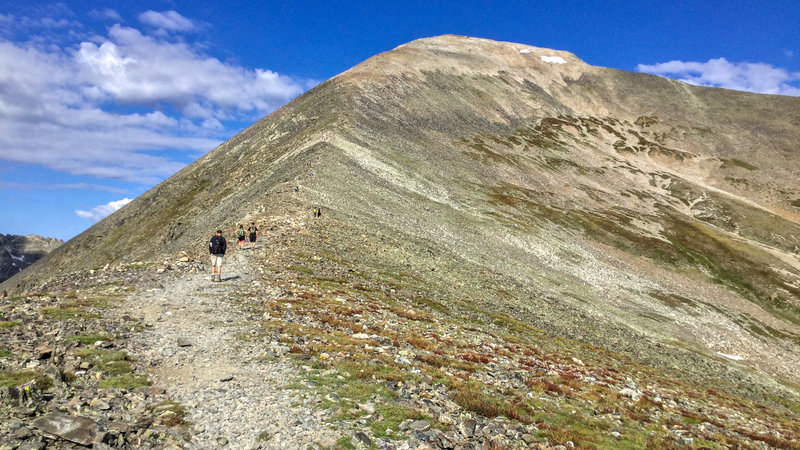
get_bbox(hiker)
[209,229,227,282]
[236,224,246,249]
[248,222,258,249]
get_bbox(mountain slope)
[0,234,62,283]
[4,34,800,395]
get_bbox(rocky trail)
[121,247,341,449]
[2,217,800,449]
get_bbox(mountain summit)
[5,34,800,410]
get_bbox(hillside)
[0,234,62,283]
[2,35,799,447]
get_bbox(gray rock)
[18,439,46,450]
[315,435,338,447]
[521,433,537,444]
[456,419,477,437]
[107,421,130,433]
[416,430,438,442]
[438,431,458,449]
[409,419,431,432]
[358,402,375,414]
[217,436,229,446]
[32,412,98,446]
[90,399,111,410]
[0,385,41,407]
[12,426,32,439]
[399,418,414,431]
[619,387,642,402]
[177,337,192,347]
[36,347,53,360]
[352,431,372,447]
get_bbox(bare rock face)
[32,413,98,446]
[0,234,63,282]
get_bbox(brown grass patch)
[451,381,535,423]
[405,336,435,351]
[391,306,432,322]
[459,352,491,364]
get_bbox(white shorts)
[210,254,224,267]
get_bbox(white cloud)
[138,10,194,32]
[0,181,129,194]
[75,198,132,221]
[0,17,311,184]
[74,25,306,118]
[637,58,800,96]
[89,9,123,22]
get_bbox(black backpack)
[209,236,224,254]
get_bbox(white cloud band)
[75,198,132,221]
[138,10,194,32]
[0,12,312,184]
[637,58,800,96]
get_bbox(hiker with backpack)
[209,229,227,282]
[248,222,258,249]
[236,224,246,249]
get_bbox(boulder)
[32,412,98,446]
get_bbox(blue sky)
[1,1,798,240]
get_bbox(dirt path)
[121,248,340,449]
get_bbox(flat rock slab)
[32,412,98,446]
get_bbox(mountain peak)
[338,34,587,92]
[3,37,799,436]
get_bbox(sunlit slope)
[6,35,799,385]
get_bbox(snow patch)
[716,352,744,361]
[11,254,25,261]
[519,48,533,54]
[541,56,567,64]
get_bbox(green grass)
[0,320,22,329]
[43,306,100,320]
[287,265,315,275]
[721,158,758,171]
[65,334,112,345]
[288,359,428,439]
[100,374,150,389]
[0,370,51,390]
[149,400,189,426]
[75,349,134,375]
[0,370,39,387]
[370,403,429,439]
[336,436,356,449]
[0,349,13,358]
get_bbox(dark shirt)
[209,235,227,255]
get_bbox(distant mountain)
[4,35,800,391]
[0,234,63,282]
